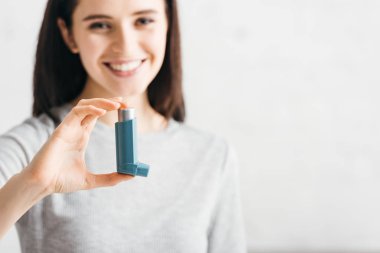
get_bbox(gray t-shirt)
[0,104,246,253]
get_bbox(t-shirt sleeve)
[207,144,247,253]
[0,117,53,188]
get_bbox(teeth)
[109,61,142,72]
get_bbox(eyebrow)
[83,14,111,21]
[133,9,158,15]
[82,10,158,21]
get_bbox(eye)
[136,17,154,26]
[89,22,112,30]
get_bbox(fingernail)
[120,102,128,109]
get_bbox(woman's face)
[64,0,168,97]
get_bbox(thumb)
[85,172,134,190]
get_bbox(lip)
[103,59,146,78]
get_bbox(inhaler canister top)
[118,108,135,122]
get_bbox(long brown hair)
[33,0,185,125]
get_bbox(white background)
[1,0,380,252]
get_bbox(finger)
[85,172,134,189]
[77,98,121,111]
[60,105,106,128]
[80,98,127,127]
[119,101,128,109]
[65,105,106,126]
[81,114,98,127]
[109,97,128,109]
[109,96,123,101]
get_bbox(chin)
[108,85,148,98]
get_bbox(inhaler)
[115,108,149,177]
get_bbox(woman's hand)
[24,97,133,194]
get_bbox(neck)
[71,80,168,133]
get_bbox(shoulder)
[0,113,56,185]
[176,122,228,148]
[0,113,55,142]
[173,122,235,168]
[0,114,56,165]
[0,103,70,143]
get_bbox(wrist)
[17,169,52,200]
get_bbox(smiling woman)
[0,0,246,252]
[34,0,183,128]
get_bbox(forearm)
[0,170,50,239]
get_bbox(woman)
[0,0,246,252]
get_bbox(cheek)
[149,29,168,62]
[77,36,107,69]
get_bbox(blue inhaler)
[115,108,149,177]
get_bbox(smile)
[104,59,146,77]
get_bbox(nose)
[110,25,139,55]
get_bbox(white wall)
[1,1,380,252]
